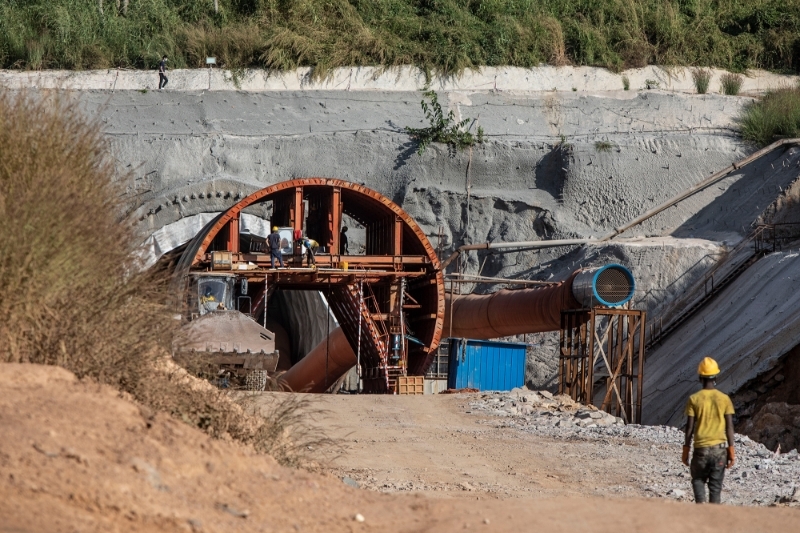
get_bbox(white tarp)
[139,212,272,268]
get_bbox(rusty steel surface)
[443,271,581,339]
[176,178,445,392]
[188,178,440,269]
[278,326,356,393]
[559,308,646,424]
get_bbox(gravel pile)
[466,389,800,507]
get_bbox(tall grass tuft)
[692,68,712,94]
[0,92,331,465]
[3,1,800,74]
[720,72,744,96]
[0,91,170,379]
[739,87,800,146]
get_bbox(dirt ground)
[2,364,799,533]
[304,393,639,498]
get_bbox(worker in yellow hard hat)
[682,357,735,504]
[267,226,285,269]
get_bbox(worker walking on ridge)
[302,235,319,267]
[682,357,735,504]
[268,226,285,269]
[158,55,168,89]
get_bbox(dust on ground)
[299,391,800,506]
[2,363,799,533]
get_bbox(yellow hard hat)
[272,226,279,232]
[697,357,720,377]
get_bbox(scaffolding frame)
[559,307,646,424]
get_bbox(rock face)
[9,70,800,424]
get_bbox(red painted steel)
[279,326,356,393]
[443,271,581,339]
[182,178,445,391]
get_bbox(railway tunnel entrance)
[172,178,445,393]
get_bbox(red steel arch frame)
[180,178,445,391]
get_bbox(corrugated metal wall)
[447,339,526,391]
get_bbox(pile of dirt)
[2,363,799,533]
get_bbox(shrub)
[595,140,613,152]
[4,1,800,75]
[405,90,482,155]
[0,92,331,466]
[720,72,744,96]
[739,87,800,146]
[0,92,171,380]
[692,68,712,94]
[622,75,630,91]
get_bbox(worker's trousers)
[690,444,727,503]
[270,249,285,268]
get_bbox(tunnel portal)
[174,178,445,393]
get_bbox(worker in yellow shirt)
[682,357,735,504]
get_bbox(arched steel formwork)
[175,178,445,393]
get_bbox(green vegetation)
[595,140,613,152]
[692,68,712,94]
[622,75,630,91]
[2,1,800,74]
[720,72,744,95]
[405,89,482,155]
[739,86,800,146]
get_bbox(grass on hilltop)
[739,85,800,146]
[1,1,800,76]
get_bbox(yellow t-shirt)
[685,389,734,448]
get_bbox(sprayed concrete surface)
[1,65,797,94]
[644,250,800,426]
[6,69,800,422]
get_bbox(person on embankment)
[158,55,168,89]
[682,357,735,504]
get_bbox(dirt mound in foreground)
[1,363,797,533]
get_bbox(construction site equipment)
[173,309,279,387]
[448,339,527,391]
[559,308,646,423]
[173,178,640,394]
[396,376,424,395]
[174,178,444,393]
[443,265,634,339]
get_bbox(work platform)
[175,178,445,393]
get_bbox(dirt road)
[3,365,799,533]
[310,393,659,499]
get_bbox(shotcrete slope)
[643,250,800,426]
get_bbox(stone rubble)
[466,389,800,507]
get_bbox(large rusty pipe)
[444,264,635,339]
[444,272,580,339]
[278,326,356,392]
[282,264,634,391]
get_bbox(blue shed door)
[447,339,525,391]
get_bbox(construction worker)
[682,357,735,504]
[268,226,285,268]
[340,226,349,254]
[302,235,319,267]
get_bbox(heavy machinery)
[171,178,635,393]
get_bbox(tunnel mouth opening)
[593,264,635,307]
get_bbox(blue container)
[447,338,526,391]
